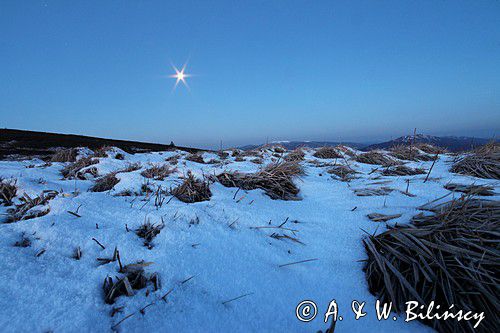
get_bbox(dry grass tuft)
[50,148,78,162]
[93,146,112,157]
[382,165,426,176]
[166,154,180,165]
[14,233,32,247]
[136,219,164,248]
[90,172,120,192]
[363,196,500,332]
[327,165,357,181]
[354,187,393,196]
[61,157,98,179]
[313,146,341,159]
[218,161,304,200]
[336,145,356,157]
[171,172,212,203]
[356,151,400,167]
[0,178,17,206]
[444,183,495,196]
[7,190,57,222]
[389,144,435,161]
[450,142,499,179]
[118,163,141,173]
[367,213,402,222]
[285,148,305,162]
[186,153,205,164]
[141,164,174,180]
[415,143,447,155]
[103,261,160,304]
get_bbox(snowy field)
[0,146,497,332]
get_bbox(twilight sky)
[1,0,499,149]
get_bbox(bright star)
[169,63,191,90]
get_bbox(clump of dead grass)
[336,145,356,157]
[61,157,98,179]
[186,153,205,164]
[103,261,160,304]
[90,172,120,192]
[382,165,426,176]
[136,218,164,249]
[450,142,499,179]
[327,165,357,181]
[285,148,305,162]
[389,144,434,161]
[415,143,447,155]
[118,163,141,173]
[313,146,341,159]
[0,178,17,206]
[141,164,174,180]
[355,151,400,167]
[93,146,112,157]
[50,148,78,162]
[166,154,180,165]
[363,196,499,332]
[354,187,393,196]
[444,183,495,196]
[171,172,212,203]
[7,190,57,222]
[217,161,304,200]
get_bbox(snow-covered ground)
[0,147,497,332]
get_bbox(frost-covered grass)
[0,146,497,332]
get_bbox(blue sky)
[1,1,499,148]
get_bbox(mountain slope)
[365,134,495,152]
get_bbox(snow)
[0,148,497,332]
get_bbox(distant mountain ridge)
[240,135,496,152]
[365,134,496,152]
[239,140,366,151]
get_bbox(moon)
[169,63,191,89]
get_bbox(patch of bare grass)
[166,154,180,165]
[141,164,174,180]
[118,163,141,173]
[7,190,57,222]
[50,148,78,162]
[313,146,341,159]
[217,161,304,200]
[136,218,164,248]
[356,151,400,167]
[415,143,447,155]
[327,165,357,181]
[0,178,17,206]
[61,157,98,179]
[354,187,393,196]
[103,261,160,304]
[171,172,211,203]
[363,197,499,332]
[444,183,495,196]
[389,144,435,161]
[186,153,205,164]
[93,146,112,157]
[285,148,305,162]
[450,142,499,179]
[90,172,120,192]
[382,165,426,176]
